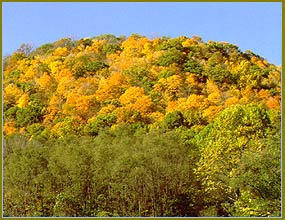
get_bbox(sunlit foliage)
[3,35,280,217]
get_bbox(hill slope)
[3,34,281,217]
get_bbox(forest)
[3,34,281,217]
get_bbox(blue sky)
[2,2,282,65]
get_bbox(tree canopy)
[3,34,281,217]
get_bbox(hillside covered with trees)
[3,34,281,217]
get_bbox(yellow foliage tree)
[119,87,145,105]
[4,84,24,105]
[240,86,257,104]
[206,80,222,105]
[4,121,18,136]
[202,105,224,122]
[257,89,271,100]
[119,86,153,116]
[121,35,150,57]
[182,38,198,47]
[166,94,207,113]
[97,104,117,116]
[224,97,240,108]
[185,94,206,110]
[44,94,65,124]
[266,96,280,110]
[96,72,129,102]
[35,72,53,92]
[63,93,97,120]
[185,73,200,88]
[53,47,68,57]
[17,94,29,108]
[154,74,183,100]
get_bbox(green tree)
[194,104,275,216]
[157,48,185,67]
[15,96,46,127]
[4,139,52,216]
[48,136,97,216]
[184,58,204,75]
[204,52,231,84]
[226,133,281,216]
[84,114,116,136]
[161,110,188,129]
